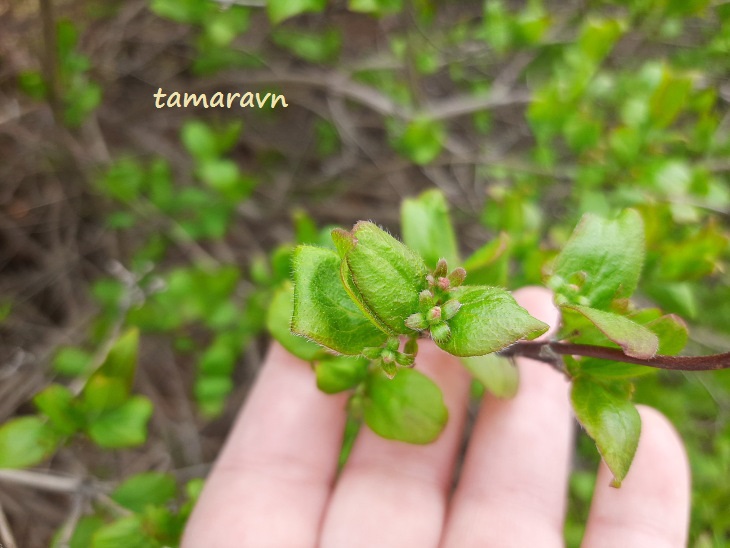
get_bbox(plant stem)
[498,341,730,372]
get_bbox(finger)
[441,286,573,548]
[319,340,472,548]
[182,343,348,548]
[582,405,690,548]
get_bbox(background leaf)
[401,189,460,269]
[0,416,59,469]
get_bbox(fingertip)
[583,405,690,547]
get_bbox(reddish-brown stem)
[498,341,730,372]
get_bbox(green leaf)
[92,515,160,548]
[272,28,342,64]
[462,232,510,287]
[267,282,326,361]
[645,314,687,355]
[562,304,659,359]
[571,377,641,487]
[150,0,212,23]
[52,346,92,377]
[292,246,388,354]
[86,396,153,449]
[436,286,548,357]
[460,354,518,398]
[392,118,445,165]
[111,472,177,512]
[33,384,84,436]
[63,516,105,548]
[339,222,429,334]
[83,376,129,415]
[315,356,369,394]
[649,67,693,129]
[401,189,460,269]
[363,368,447,444]
[203,6,250,47]
[348,0,403,16]
[267,0,327,24]
[0,416,59,468]
[549,209,645,310]
[99,328,139,387]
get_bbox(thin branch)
[499,341,730,372]
[0,469,83,493]
[0,501,18,548]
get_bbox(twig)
[38,0,60,120]
[499,340,730,372]
[0,501,18,548]
[0,469,83,493]
[55,492,85,548]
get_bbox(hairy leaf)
[267,282,325,361]
[292,245,387,354]
[571,377,641,487]
[340,222,429,334]
[437,286,549,357]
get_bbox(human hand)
[183,286,690,547]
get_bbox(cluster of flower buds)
[405,259,465,344]
[362,337,418,378]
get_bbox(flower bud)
[434,258,449,278]
[419,290,435,307]
[381,359,397,379]
[395,352,415,367]
[441,298,462,320]
[426,306,442,322]
[430,322,451,344]
[405,313,428,331]
[437,277,450,290]
[448,267,467,287]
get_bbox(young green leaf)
[363,368,448,444]
[401,189,460,269]
[86,396,153,449]
[462,232,510,287]
[315,356,370,394]
[339,222,429,334]
[571,377,641,487]
[0,416,60,469]
[91,515,158,548]
[460,354,519,398]
[392,118,445,165]
[33,384,84,437]
[111,472,177,513]
[99,328,140,390]
[267,0,326,24]
[549,209,645,310]
[436,286,548,357]
[292,245,388,354]
[267,282,326,361]
[562,304,659,359]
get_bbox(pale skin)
[183,287,690,547]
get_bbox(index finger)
[182,343,348,548]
